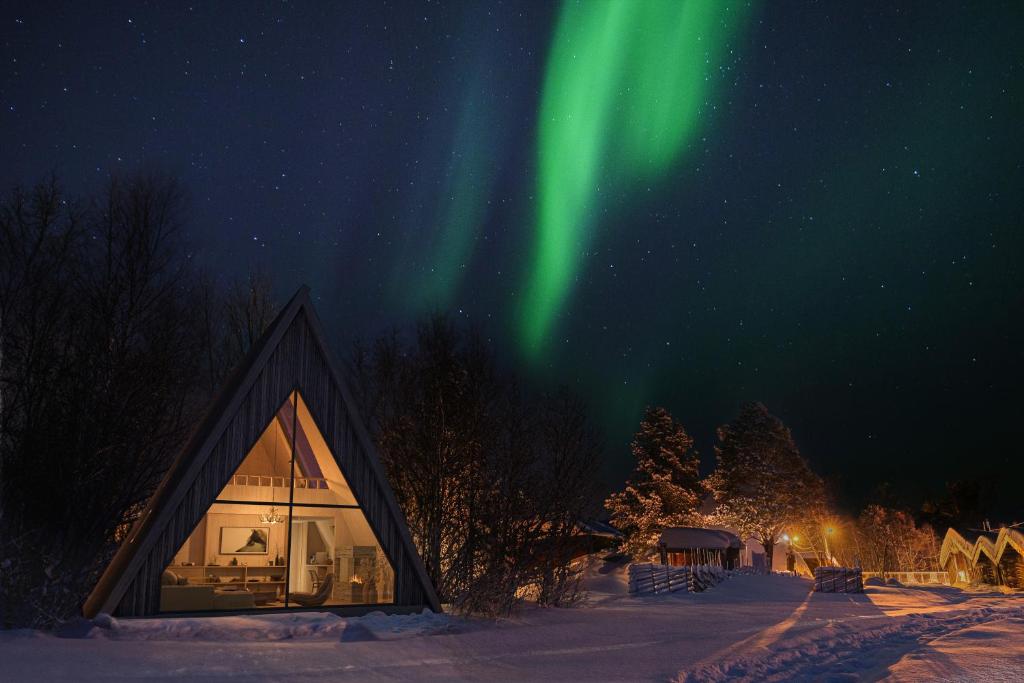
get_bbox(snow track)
[680,604,1024,682]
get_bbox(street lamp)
[782,533,796,573]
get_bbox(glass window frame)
[205,388,394,609]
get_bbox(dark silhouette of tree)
[197,266,277,394]
[0,173,278,628]
[350,315,600,615]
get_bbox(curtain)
[289,521,309,592]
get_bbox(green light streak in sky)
[520,0,749,359]
[410,87,497,311]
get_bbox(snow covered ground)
[2,562,1021,681]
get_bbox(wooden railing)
[629,563,693,595]
[813,567,863,593]
[627,563,731,595]
[861,571,950,585]
[229,474,328,490]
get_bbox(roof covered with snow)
[659,527,742,550]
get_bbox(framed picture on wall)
[220,527,270,554]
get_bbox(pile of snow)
[84,609,455,642]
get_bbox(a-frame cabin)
[84,286,440,617]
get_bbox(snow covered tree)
[604,407,703,559]
[704,402,822,570]
[856,505,939,573]
[604,485,668,560]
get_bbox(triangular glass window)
[159,391,394,612]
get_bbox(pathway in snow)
[882,612,1024,681]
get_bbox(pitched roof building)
[939,526,1024,588]
[84,286,439,617]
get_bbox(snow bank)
[85,609,456,642]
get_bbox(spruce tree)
[605,407,703,559]
[704,402,822,570]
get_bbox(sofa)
[160,584,256,611]
[160,570,256,611]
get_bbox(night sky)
[3,2,1022,515]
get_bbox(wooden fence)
[628,563,731,595]
[628,563,693,595]
[861,571,950,585]
[813,566,863,593]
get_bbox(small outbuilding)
[658,527,742,569]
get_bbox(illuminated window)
[159,391,393,612]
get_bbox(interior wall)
[307,525,327,554]
[171,517,207,566]
[234,421,292,479]
[206,512,288,566]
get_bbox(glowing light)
[519,0,751,358]
[258,506,285,525]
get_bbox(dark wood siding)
[114,312,431,615]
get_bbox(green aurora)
[396,59,505,315]
[519,0,751,359]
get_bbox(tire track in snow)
[677,605,1024,683]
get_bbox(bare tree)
[353,315,501,604]
[856,505,939,574]
[350,316,600,615]
[0,173,208,627]
[197,266,277,393]
[0,173,278,629]
[530,390,602,606]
